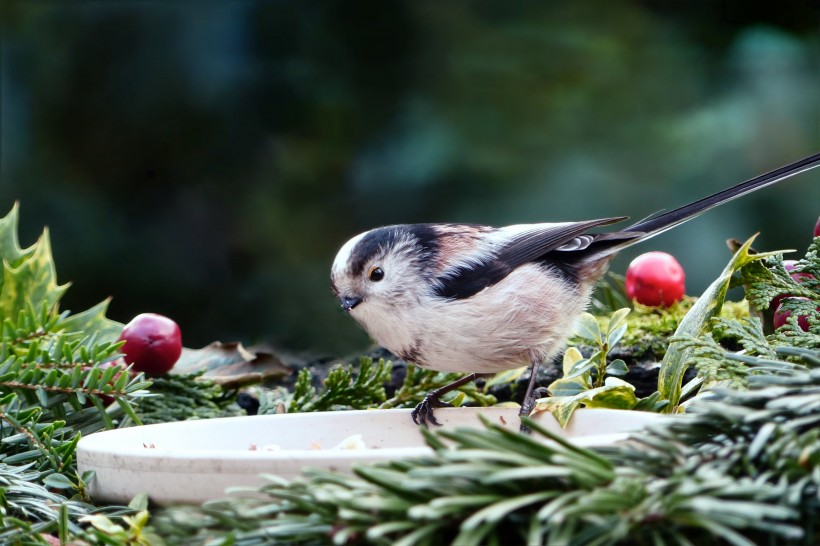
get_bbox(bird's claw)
[519,386,548,419]
[411,394,452,427]
[519,386,549,434]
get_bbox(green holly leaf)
[61,298,124,345]
[0,204,121,345]
[80,514,126,536]
[0,202,29,264]
[0,229,69,319]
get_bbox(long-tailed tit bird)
[331,153,820,426]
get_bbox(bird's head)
[330,225,439,323]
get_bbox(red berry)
[118,313,182,375]
[784,260,813,283]
[625,251,685,307]
[770,260,814,311]
[814,216,820,238]
[773,297,816,332]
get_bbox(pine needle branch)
[289,357,392,413]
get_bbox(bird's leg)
[518,360,546,432]
[412,372,493,427]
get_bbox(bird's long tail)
[584,152,820,260]
[626,152,820,237]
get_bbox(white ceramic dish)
[77,407,660,505]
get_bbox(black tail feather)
[579,152,820,262]
[625,152,820,238]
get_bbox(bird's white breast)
[352,262,591,373]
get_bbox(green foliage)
[538,309,667,426]
[254,358,497,416]
[0,204,151,541]
[672,331,762,390]
[380,365,497,410]
[712,314,778,357]
[738,238,819,344]
[671,236,820,402]
[290,357,392,413]
[151,362,820,545]
[130,372,243,425]
[671,313,819,396]
[740,244,819,313]
[613,299,692,358]
[657,234,786,411]
[589,272,631,315]
[0,462,95,544]
[4,198,819,545]
[586,276,752,366]
[762,246,820,345]
[73,494,166,546]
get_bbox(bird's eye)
[368,266,385,282]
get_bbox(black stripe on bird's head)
[345,224,440,277]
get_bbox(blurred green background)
[1,1,818,358]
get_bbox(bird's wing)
[495,217,630,268]
[433,217,630,300]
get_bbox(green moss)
[575,298,750,362]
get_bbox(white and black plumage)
[330,153,820,425]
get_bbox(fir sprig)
[260,358,498,415]
[131,371,242,425]
[380,365,497,410]
[289,357,392,413]
[0,461,98,544]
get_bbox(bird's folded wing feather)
[496,217,630,268]
[433,217,631,299]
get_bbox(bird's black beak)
[341,295,363,312]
